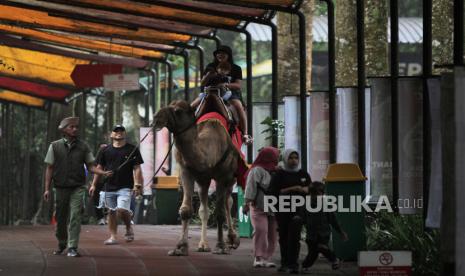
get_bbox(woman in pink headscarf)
[243,146,280,268]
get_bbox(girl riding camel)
[191,45,253,145]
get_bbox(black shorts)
[230,90,242,101]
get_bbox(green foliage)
[260,116,285,151]
[366,212,440,276]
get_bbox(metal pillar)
[454,0,464,65]
[241,29,254,163]
[150,68,157,113]
[182,50,190,102]
[297,11,308,171]
[356,0,366,176]
[390,0,399,211]
[321,0,336,164]
[423,0,432,224]
[270,22,278,147]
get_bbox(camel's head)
[153,100,196,135]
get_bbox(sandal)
[242,134,253,145]
[124,230,134,242]
[104,238,118,245]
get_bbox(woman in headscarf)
[269,149,312,274]
[243,146,280,268]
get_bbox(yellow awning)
[0,5,191,44]
[0,89,46,108]
[0,25,164,59]
[0,45,90,86]
[62,0,241,28]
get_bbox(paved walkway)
[0,225,358,276]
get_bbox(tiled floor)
[0,225,358,276]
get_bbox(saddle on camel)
[153,98,249,256]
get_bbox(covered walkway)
[0,225,357,276]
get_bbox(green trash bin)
[237,186,253,238]
[323,163,367,261]
[154,176,180,225]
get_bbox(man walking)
[43,117,112,257]
[89,125,144,245]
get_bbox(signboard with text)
[103,73,140,92]
[359,251,412,276]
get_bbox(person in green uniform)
[43,117,112,257]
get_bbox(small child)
[303,181,348,271]
[196,61,232,104]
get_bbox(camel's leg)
[197,183,211,252]
[168,169,194,256]
[213,180,229,254]
[225,186,240,250]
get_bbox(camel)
[153,100,241,255]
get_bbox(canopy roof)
[0,0,301,107]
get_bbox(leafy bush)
[366,212,440,276]
[260,116,285,151]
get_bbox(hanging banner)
[310,92,330,181]
[365,88,372,196]
[154,127,170,177]
[425,78,442,228]
[140,127,154,195]
[336,87,358,163]
[397,78,423,214]
[453,67,465,271]
[369,78,392,201]
[284,95,311,172]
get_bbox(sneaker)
[124,228,134,242]
[263,260,276,268]
[332,259,341,270]
[289,268,300,274]
[289,265,300,274]
[104,238,118,245]
[67,248,80,257]
[53,245,66,255]
[98,218,106,225]
[253,258,264,267]
[277,265,288,272]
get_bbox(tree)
[365,0,389,77]
[335,0,358,86]
[432,0,453,73]
[277,0,314,98]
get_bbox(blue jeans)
[99,188,132,214]
[199,90,232,101]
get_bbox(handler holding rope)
[89,124,144,245]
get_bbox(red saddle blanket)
[196,112,249,189]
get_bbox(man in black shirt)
[89,125,144,245]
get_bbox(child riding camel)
[191,45,253,145]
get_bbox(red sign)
[359,251,412,276]
[360,266,412,276]
[70,64,122,88]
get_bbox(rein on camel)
[115,116,196,185]
[114,119,157,172]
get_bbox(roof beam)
[0,4,191,44]
[37,0,242,29]
[0,33,151,68]
[0,75,70,102]
[5,0,214,37]
[0,25,164,59]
